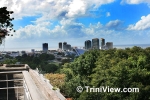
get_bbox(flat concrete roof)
[23,71,46,100]
[0,64,29,72]
[0,64,66,100]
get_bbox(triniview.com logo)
[76,86,139,93]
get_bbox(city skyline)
[0,0,150,50]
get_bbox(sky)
[0,0,150,51]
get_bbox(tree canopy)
[0,7,15,44]
[60,47,150,100]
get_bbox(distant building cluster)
[58,42,71,51]
[0,51,27,58]
[85,38,113,50]
[56,38,113,55]
[42,38,113,53]
[0,40,113,62]
[42,42,73,53]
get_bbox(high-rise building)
[31,49,35,53]
[106,42,113,49]
[63,42,67,51]
[20,51,26,56]
[58,42,62,49]
[85,40,91,50]
[100,38,105,49]
[66,44,71,50]
[42,43,48,52]
[92,38,99,49]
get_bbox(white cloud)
[84,22,103,35]
[0,0,115,20]
[8,18,125,41]
[106,12,111,17]
[66,0,86,17]
[8,18,118,41]
[4,19,150,49]
[9,18,84,40]
[66,0,115,18]
[60,18,74,25]
[83,21,123,41]
[121,0,150,5]
[106,20,124,30]
[0,0,8,8]
[1,0,150,49]
[90,0,115,8]
[127,14,150,30]
[8,21,60,39]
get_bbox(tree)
[39,53,55,61]
[60,50,100,99]
[2,59,17,64]
[44,73,65,89]
[0,7,15,44]
[60,47,150,99]
[61,59,70,65]
[43,64,58,73]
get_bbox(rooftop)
[0,64,66,100]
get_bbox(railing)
[23,79,32,100]
[23,71,46,100]
[30,69,66,100]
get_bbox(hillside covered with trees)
[60,46,150,100]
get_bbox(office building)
[85,40,91,50]
[58,42,62,49]
[92,38,99,49]
[31,49,35,53]
[10,51,19,58]
[63,42,67,51]
[106,42,113,49]
[100,38,105,49]
[66,44,71,50]
[42,43,48,52]
[63,42,67,46]
[20,51,26,56]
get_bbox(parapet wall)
[0,64,29,72]
[29,69,66,100]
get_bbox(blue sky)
[0,0,150,51]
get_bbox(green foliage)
[52,86,58,90]
[0,7,14,31]
[16,53,57,73]
[2,59,17,64]
[61,59,70,65]
[0,7,15,44]
[45,73,65,89]
[60,47,150,100]
[43,64,59,73]
[4,55,13,59]
[39,53,55,61]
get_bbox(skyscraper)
[58,42,62,49]
[66,44,71,50]
[43,43,48,52]
[63,42,67,51]
[100,38,105,49]
[106,42,113,49]
[92,38,99,49]
[85,40,91,50]
[31,49,35,53]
